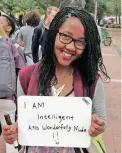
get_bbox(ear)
[6,25,12,33]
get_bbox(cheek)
[76,49,84,56]
[54,37,65,54]
[1,24,8,30]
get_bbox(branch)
[59,0,65,9]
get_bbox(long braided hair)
[38,7,110,96]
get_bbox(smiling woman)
[2,7,110,153]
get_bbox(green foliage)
[104,24,121,28]
[85,0,94,13]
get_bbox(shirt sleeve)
[92,78,106,122]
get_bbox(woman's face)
[54,17,86,67]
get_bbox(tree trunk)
[116,15,117,23]
[98,19,101,25]
[118,15,121,24]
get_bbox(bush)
[104,24,121,28]
[114,24,121,28]
[104,24,109,28]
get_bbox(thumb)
[10,123,18,132]
[92,114,99,122]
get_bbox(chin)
[58,60,72,67]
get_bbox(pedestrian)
[31,6,59,63]
[2,7,110,153]
[17,11,40,65]
[0,15,25,153]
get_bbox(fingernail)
[93,116,98,120]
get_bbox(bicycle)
[101,27,112,46]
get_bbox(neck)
[45,19,50,28]
[56,63,73,76]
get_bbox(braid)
[38,7,110,95]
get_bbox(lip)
[61,50,75,56]
[61,51,73,61]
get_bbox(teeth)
[63,52,72,57]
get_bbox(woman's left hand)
[89,114,105,137]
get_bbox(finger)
[3,133,18,141]
[89,126,100,136]
[2,129,17,136]
[10,126,17,132]
[89,130,97,137]
[91,122,105,132]
[96,119,105,126]
[92,115,105,126]
[2,125,11,131]
[92,114,99,122]
[3,123,17,132]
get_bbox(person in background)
[17,11,40,65]
[0,14,25,153]
[32,6,59,63]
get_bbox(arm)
[17,38,24,47]
[89,78,106,137]
[31,27,41,63]
[17,29,24,47]
[92,78,106,121]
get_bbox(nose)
[65,41,76,51]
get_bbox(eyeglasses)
[58,32,86,50]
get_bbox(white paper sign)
[18,96,92,148]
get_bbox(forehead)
[0,16,8,24]
[50,10,58,16]
[59,17,85,37]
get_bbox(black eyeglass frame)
[58,32,86,50]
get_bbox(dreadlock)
[38,7,110,96]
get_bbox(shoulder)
[20,26,26,31]
[19,62,39,79]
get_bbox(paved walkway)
[102,28,121,153]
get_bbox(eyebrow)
[63,31,85,39]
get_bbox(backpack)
[14,43,27,65]
[18,63,107,153]
[0,36,16,98]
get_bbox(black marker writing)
[28,125,39,130]
[32,102,44,109]
[37,114,74,123]
[24,102,26,109]
[53,132,59,145]
[82,98,90,105]
[42,124,71,132]
[74,126,87,132]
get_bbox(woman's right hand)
[2,123,18,144]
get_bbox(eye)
[76,39,86,45]
[61,33,71,40]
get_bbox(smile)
[62,52,72,57]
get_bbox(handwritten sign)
[18,96,92,148]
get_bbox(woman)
[2,7,110,153]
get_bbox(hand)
[89,114,105,137]
[2,123,18,144]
